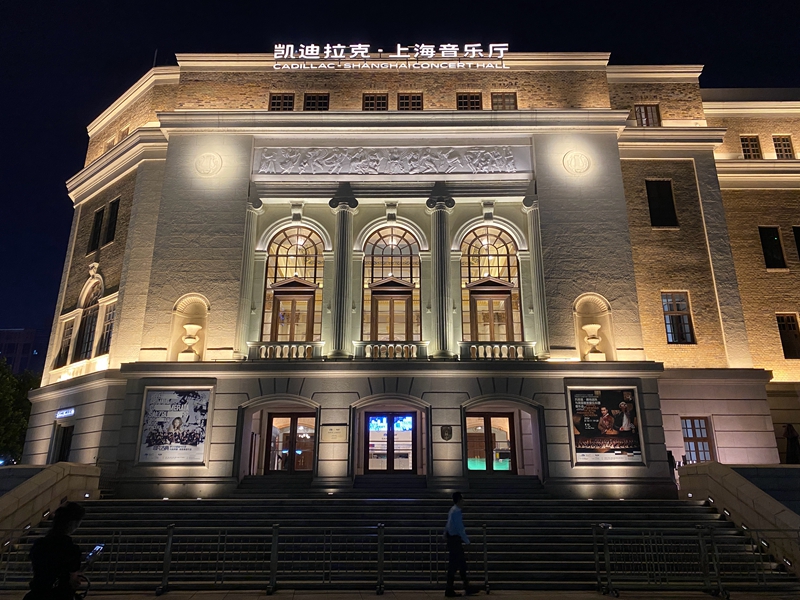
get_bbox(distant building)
[21,48,800,497]
[0,329,46,374]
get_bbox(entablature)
[715,159,800,189]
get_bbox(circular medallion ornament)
[195,152,223,177]
[562,150,591,176]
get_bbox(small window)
[681,417,715,463]
[304,93,329,111]
[758,226,787,269]
[634,105,661,127]
[661,292,695,344]
[87,208,105,253]
[457,93,482,110]
[398,93,423,111]
[794,226,800,261]
[491,92,517,110]
[773,135,795,160]
[270,93,294,111]
[740,136,762,159]
[103,199,120,246]
[54,320,74,369]
[645,180,679,227]
[777,314,800,359]
[363,94,388,111]
[96,302,116,356]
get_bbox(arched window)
[460,226,522,342]
[362,227,421,341]
[73,283,102,362]
[262,227,324,342]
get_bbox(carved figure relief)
[255,146,521,176]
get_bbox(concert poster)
[568,387,643,465]
[137,388,212,465]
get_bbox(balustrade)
[458,341,537,360]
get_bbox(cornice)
[66,128,168,205]
[617,127,726,152]
[703,101,800,116]
[87,67,180,137]
[606,65,704,83]
[175,52,611,71]
[715,159,800,189]
[156,109,631,135]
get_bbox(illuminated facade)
[23,50,800,497]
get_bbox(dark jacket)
[25,532,81,600]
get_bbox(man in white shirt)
[444,492,477,596]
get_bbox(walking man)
[444,492,477,596]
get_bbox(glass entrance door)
[267,414,316,472]
[365,412,415,473]
[466,414,516,473]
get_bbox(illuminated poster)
[569,388,643,464]
[138,389,211,464]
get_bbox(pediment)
[271,276,318,291]
[369,277,415,291]
[465,277,514,290]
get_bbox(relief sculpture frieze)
[254,146,527,176]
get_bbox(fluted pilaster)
[523,181,550,358]
[328,184,358,358]
[235,197,264,359]
[426,183,456,359]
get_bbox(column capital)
[426,181,455,213]
[521,179,539,213]
[329,182,359,212]
[247,197,265,215]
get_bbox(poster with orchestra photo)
[137,388,212,465]
[568,387,644,465]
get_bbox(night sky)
[2,0,799,333]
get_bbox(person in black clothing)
[25,502,86,600]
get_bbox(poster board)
[137,388,213,465]
[567,387,644,465]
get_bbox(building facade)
[23,49,800,498]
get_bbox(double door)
[365,412,416,473]
[267,414,316,472]
[466,413,516,473]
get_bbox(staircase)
[2,483,797,592]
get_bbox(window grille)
[661,292,695,344]
[491,92,517,110]
[303,93,329,111]
[740,136,762,159]
[363,94,388,111]
[270,93,295,111]
[457,93,482,110]
[681,417,715,463]
[773,135,795,160]
[634,105,661,127]
[55,320,74,369]
[74,285,102,362]
[398,94,423,110]
[96,302,116,356]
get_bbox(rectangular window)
[303,93,329,111]
[87,208,105,253]
[794,226,800,261]
[661,292,695,344]
[270,93,294,111]
[645,180,679,227]
[74,305,99,362]
[777,314,800,359]
[55,320,74,369]
[362,93,388,111]
[96,302,117,356]
[773,135,795,160]
[491,92,517,110]
[740,136,762,159]
[758,226,787,269]
[102,199,120,246]
[681,417,715,463]
[634,105,661,127]
[397,93,423,111]
[457,93,482,110]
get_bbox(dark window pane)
[662,292,695,344]
[74,305,99,361]
[741,136,762,159]
[270,93,294,111]
[398,94,423,110]
[363,94,388,111]
[87,208,104,253]
[773,136,795,160]
[304,94,329,111]
[758,226,787,269]
[55,320,74,369]
[457,93,482,110]
[794,226,800,261]
[777,314,800,359]
[645,180,678,227]
[103,199,120,245]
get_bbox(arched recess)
[451,215,528,252]
[256,216,333,252]
[573,293,617,361]
[462,394,546,479]
[354,216,429,252]
[167,293,211,361]
[351,393,431,477]
[239,395,322,479]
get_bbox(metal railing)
[1,523,490,596]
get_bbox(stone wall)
[621,159,728,368]
[706,116,800,159]
[610,82,705,121]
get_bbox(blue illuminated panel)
[368,416,388,432]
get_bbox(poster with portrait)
[137,389,212,464]
[568,387,643,465]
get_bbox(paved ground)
[1,591,799,599]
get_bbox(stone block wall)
[621,159,728,367]
[610,82,705,121]
[722,189,800,382]
[706,116,800,159]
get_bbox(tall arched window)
[73,283,102,362]
[362,227,421,341]
[460,226,522,342]
[262,227,324,342]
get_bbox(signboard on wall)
[137,389,212,465]
[568,387,643,465]
[320,425,348,443]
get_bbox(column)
[523,181,551,358]
[234,197,264,359]
[328,183,359,358]
[426,183,456,358]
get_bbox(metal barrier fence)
[593,523,799,597]
[0,523,490,595]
